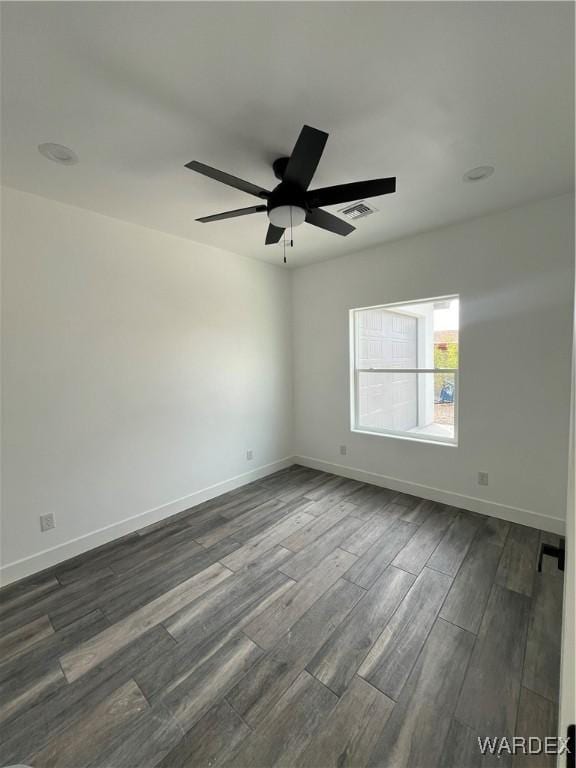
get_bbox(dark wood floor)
[0,466,563,768]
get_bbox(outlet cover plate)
[40,513,55,532]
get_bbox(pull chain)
[281,207,295,266]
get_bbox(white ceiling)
[1,2,573,267]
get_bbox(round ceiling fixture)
[268,205,306,229]
[463,165,494,182]
[38,143,79,165]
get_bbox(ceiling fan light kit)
[268,205,306,229]
[185,124,397,255]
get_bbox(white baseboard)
[0,457,295,587]
[295,455,566,536]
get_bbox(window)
[350,296,459,445]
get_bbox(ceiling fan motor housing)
[272,156,290,181]
[268,182,307,215]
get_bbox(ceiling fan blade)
[305,208,355,236]
[306,177,396,208]
[185,161,270,199]
[283,125,329,190]
[196,205,267,223]
[265,223,285,245]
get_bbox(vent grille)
[339,200,378,220]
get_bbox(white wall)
[0,187,293,583]
[292,195,574,533]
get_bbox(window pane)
[355,297,459,370]
[356,371,456,441]
[433,298,459,370]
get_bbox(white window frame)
[349,295,459,446]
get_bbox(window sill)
[351,427,458,447]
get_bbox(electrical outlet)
[339,445,347,456]
[40,513,55,532]
[246,449,254,461]
[477,472,489,486]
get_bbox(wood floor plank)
[440,719,483,768]
[106,524,204,575]
[280,501,355,551]
[0,568,116,635]
[0,614,54,662]
[233,497,315,545]
[158,698,250,768]
[298,676,395,768]
[457,584,531,737]
[0,664,66,728]
[307,566,415,696]
[220,508,316,571]
[213,487,280,521]
[341,507,404,556]
[513,687,558,768]
[97,538,238,624]
[391,492,420,509]
[134,577,295,701]
[278,516,363,580]
[164,546,293,641]
[1,610,108,681]
[523,571,563,702]
[227,578,364,726]
[344,519,419,589]
[54,534,140,585]
[304,475,350,502]
[244,548,357,649]
[391,505,456,575]
[358,566,452,699]
[346,486,394,521]
[195,497,291,547]
[60,561,232,682]
[0,610,109,726]
[161,633,263,729]
[25,678,149,768]
[0,625,176,766]
[277,472,334,503]
[427,510,483,576]
[495,524,540,596]
[399,497,436,524]
[222,670,338,768]
[257,466,317,492]
[304,480,366,515]
[480,515,511,547]
[92,702,183,768]
[440,535,503,633]
[0,574,60,619]
[345,484,383,507]
[366,618,475,768]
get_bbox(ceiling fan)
[186,125,396,245]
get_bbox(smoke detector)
[339,200,378,220]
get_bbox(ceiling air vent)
[339,200,378,220]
